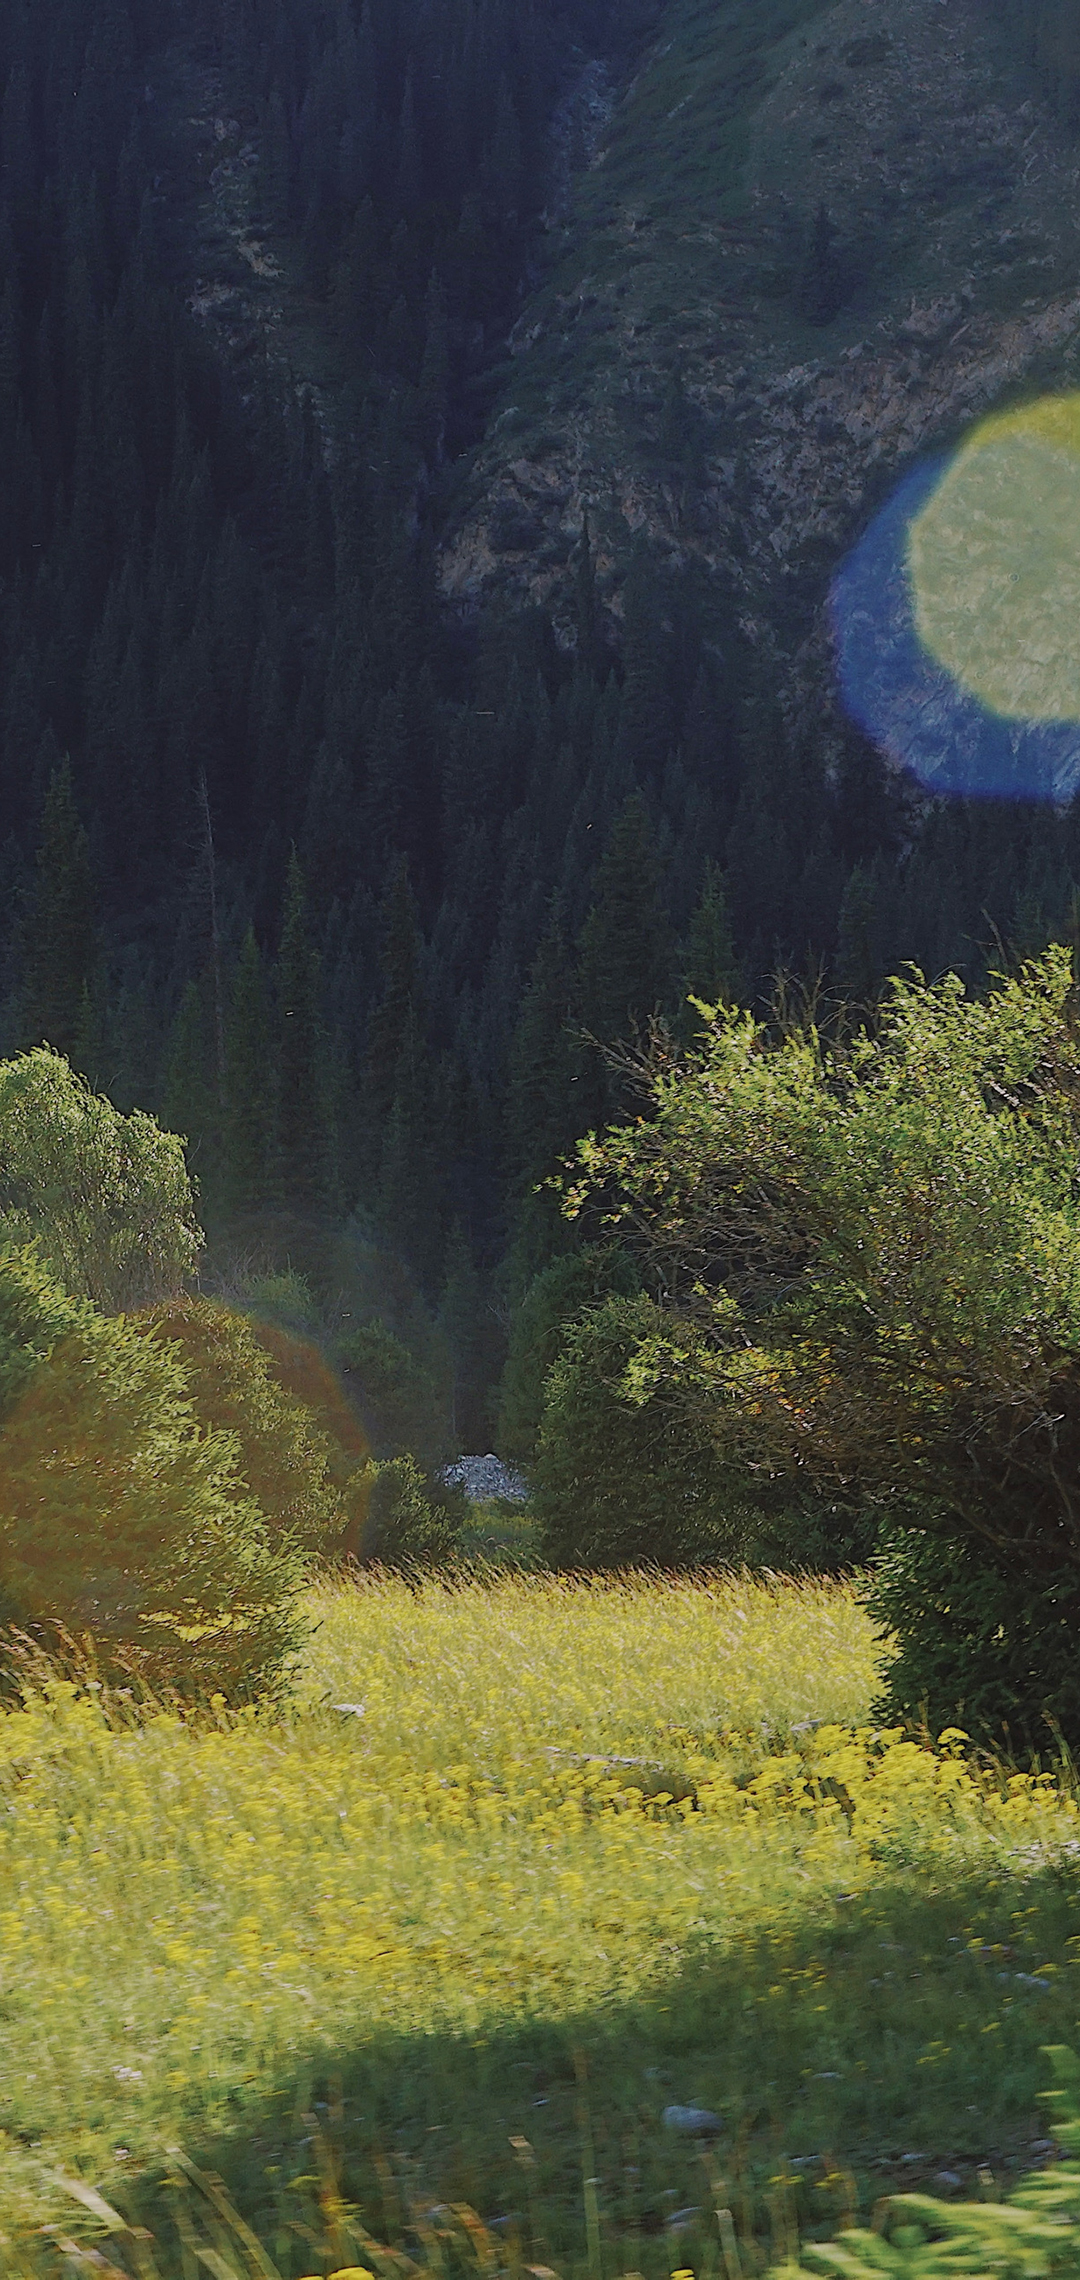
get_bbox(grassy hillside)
[5,1574,1080,2276]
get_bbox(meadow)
[4,1572,1080,2280]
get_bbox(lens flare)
[831,394,1080,802]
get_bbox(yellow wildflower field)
[2,1573,1079,2270]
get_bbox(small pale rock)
[934,2171,963,2192]
[663,2105,723,2137]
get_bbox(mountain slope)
[442,0,1080,692]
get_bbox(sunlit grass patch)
[299,1568,885,1764]
[1,1574,1079,2276]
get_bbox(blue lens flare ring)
[830,393,1080,803]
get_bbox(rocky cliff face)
[441,0,1080,707]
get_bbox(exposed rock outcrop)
[441,0,1080,709]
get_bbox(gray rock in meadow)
[663,2105,724,2137]
[441,1454,530,1503]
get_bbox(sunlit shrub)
[137,1299,358,1556]
[0,1254,303,1696]
[0,1048,200,1310]
[555,952,1080,1738]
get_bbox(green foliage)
[240,1314,371,1471]
[497,1243,641,1463]
[578,793,673,1070]
[359,1454,465,1568]
[339,1320,449,1464]
[239,1270,320,1332]
[776,2044,1080,2280]
[0,1257,303,1696]
[20,761,96,1065]
[559,950,1080,1739]
[0,1242,84,1420]
[534,1293,764,1568]
[136,1299,354,1557]
[276,852,336,1217]
[0,1049,202,1312]
[867,1526,1080,1754]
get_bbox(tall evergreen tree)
[21,760,96,1062]
[507,909,581,1192]
[377,1001,440,1281]
[578,793,673,1048]
[835,863,884,1011]
[438,1218,486,1447]
[678,862,737,1038]
[223,926,277,1221]
[367,857,423,1125]
[160,977,219,1215]
[276,849,333,1215]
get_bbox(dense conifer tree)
[367,860,424,1127]
[2,0,1080,1437]
[578,794,673,1050]
[276,852,334,1216]
[679,863,738,1034]
[223,928,277,1222]
[507,910,581,1195]
[20,762,96,1062]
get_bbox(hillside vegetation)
[7,0,1080,1442]
[448,0,1080,657]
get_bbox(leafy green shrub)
[243,1315,371,1464]
[359,1454,465,1569]
[868,1526,1080,1750]
[497,1244,641,1464]
[556,953,1080,1738]
[338,1321,447,1462]
[534,1295,765,1570]
[0,1240,83,1414]
[136,1299,357,1557]
[0,1048,201,1310]
[0,1254,302,1697]
[239,1270,320,1331]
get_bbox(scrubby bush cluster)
[530,948,1080,1748]
[0,1049,202,1311]
[137,1300,360,1559]
[0,1246,305,1698]
[0,1055,466,1700]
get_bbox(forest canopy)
[2,0,1080,1449]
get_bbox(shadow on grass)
[130,1858,1080,2277]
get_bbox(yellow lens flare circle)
[909,393,1080,724]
